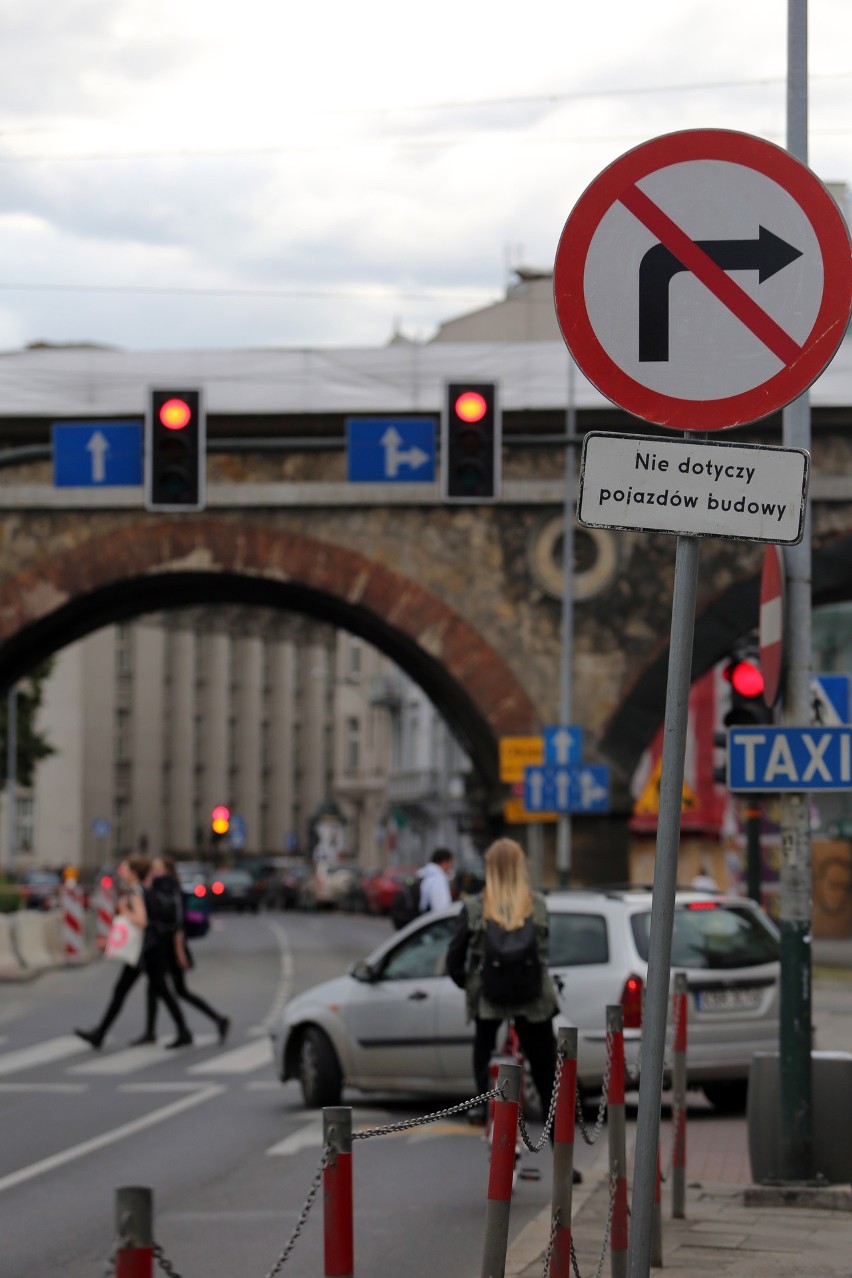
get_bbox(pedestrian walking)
[132,855,229,1045]
[446,837,579,1180]
[74,854,192,1050]
[417,847,455,913]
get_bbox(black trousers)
[97,940,188,1038]
[146,944,222,1034]
[473,1016,557,1118]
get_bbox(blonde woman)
[446,838,560,1128]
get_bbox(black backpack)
[390,878,423,930]
[481,916,542,1006]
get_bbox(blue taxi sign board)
[53,421,142,487]
[523,764,610,813]
[727,725,852,792]
[347,417,435,483]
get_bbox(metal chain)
[153,1242,184,1278]
[518,1049,564,1152]
[575,1040,612,1146]
[351,1084,504,1140]
[263,1143,333,1278]
[539,1207,561,1278]
[570,1172,618,1278]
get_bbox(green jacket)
[446,891,559,1024]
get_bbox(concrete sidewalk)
[511,967,852,1277]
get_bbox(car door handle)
[408,990,429,1001]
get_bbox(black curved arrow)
[639,226,803,362]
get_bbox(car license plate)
[694,987,761,1012]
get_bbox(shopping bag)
[104,915,144,966]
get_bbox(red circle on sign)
[553,129,852,431]
[759,543,785,705]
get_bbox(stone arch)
[601,532,852,780]
[0,519,540,788]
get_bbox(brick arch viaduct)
[1,494,852,813]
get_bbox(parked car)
[207,868,262,913]
[17,869,61,910]
[298,864,362,911]
[271,888,780,1111]
[265,859,311,910]
[361,867,420,915]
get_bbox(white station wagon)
[272,888,780,1112]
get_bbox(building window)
[116,623,133,677]
[345,717,361,775]
[113,797,131,856]
[348,637,362,682]
[116,708,131,762]
[15,794,33,853]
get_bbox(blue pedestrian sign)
[53,421,143,487]
[524,764,610,813]
[347,418,436,483]
[811,674,850,726]
[727,726,852,792]
[544,725,583,766]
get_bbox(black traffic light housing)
[145,388,205,512]
[441,382,500,502]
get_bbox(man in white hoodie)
[417,847,454,913]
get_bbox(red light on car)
[686,901,719,910]
[211,880,225,896]
[194,883,207,898]
[620,974,644,1029]
[454,390,487,423]
[158,397,192,430]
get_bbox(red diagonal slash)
[619,183,803,365]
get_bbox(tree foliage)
[0,662,56,788]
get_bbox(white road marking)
[69,1034,216,1075]
[186,1038,272,1075]
[0,1083,87,1093]
[0,1083,225,1195]
[266,1119,324,1156]
[0,1035,89,1076]
[251,919,294,1035]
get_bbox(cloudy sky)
[1,0,850,352]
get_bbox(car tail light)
[620,974,644,1029]
[211,880,225,896]
[686,901,718,910]
[193,884,206,898]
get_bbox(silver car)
[271,888,780,1112]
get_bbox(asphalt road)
[0,909,583,1278]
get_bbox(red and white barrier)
[323,1107,354,1278]
[480,1059,522,1278]
[61,882,86,962]
[94,883,116,951]
[607,1005,628,1278]
[550,1026,578,1278]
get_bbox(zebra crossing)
[0,1029,273,1083]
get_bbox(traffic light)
[441,382,500,502]
[145,388,205,511]
[211,805,230,841]
[722,656,773,727]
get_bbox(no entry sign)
[553,129,852,431]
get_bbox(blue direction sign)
[53,421,143,487]
[524,764,610,814]
[728,726,852,792]
[347,417,436,483]
[544,725,583,766]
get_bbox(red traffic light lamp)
[725,658,765,699]
[211,805,230,836]
[722,655,772,727]
[158,398,193,430]
[441,381,501,502]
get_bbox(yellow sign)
[499,736,544,783]
[503,798,558,825]
[633,757,700,817]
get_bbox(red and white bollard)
[550,1026,578,1278]
[114,1186,154,1278]
[607,1005,628,1278]
[671,972,688,1219]
[61,878,85,962]
[481,1059,522,1278]
[95,882,116,951]
[323,1107,353,1278]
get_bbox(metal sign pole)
[779,0,814,1182]
[626,532,701,1278]
[557,354,579,886]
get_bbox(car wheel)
[702,1079,748,1113]
[298,1028,343,1108]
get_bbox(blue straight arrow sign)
[523,764,610,813]
[544,725,583,766]
[53,421,143,487]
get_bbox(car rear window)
[630,904,780,969]
[548,912,609,966]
